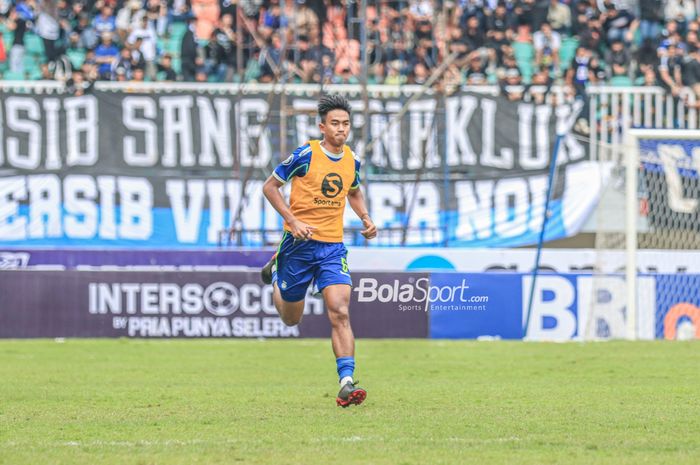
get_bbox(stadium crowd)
[0,0,698,93]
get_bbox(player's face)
[319,109,351,147]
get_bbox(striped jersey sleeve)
[272,143,312,183]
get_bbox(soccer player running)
[260,94,377,408]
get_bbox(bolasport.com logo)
[353,277,489,312]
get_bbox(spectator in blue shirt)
[94,32,120,79]
[93,5,116,36]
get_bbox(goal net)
[584,129,700,341]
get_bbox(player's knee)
[280,313,302,326]
[278,302,304,326]
[328,306,350,327]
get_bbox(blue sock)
[336,356,355,381]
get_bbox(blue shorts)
[272,232,352,302]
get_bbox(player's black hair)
[318,94,351,122]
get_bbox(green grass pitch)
[1,339,699,464]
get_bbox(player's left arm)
[347,155,377,240]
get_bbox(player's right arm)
[262,145,317,240]
[262,176,316,240]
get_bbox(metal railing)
[588,85,700,162]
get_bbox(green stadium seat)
[169,22,188,40]
[3,25,14,48]
[513,41,535,62]
[559,37,578,71]
[172,56,182,73]
[28,67,43,80]
[3,70,25,80]
[22,54,38,71]
[166,36,182,54]
[24,33,45,56]
[66,49,86,69]
[610,75,633,86]
[517,61,534,84]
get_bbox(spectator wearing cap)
[94,32,120,79]
[547,0,571,34]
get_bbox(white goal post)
[624,129,700,340]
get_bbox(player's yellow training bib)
[284,140,355,243]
